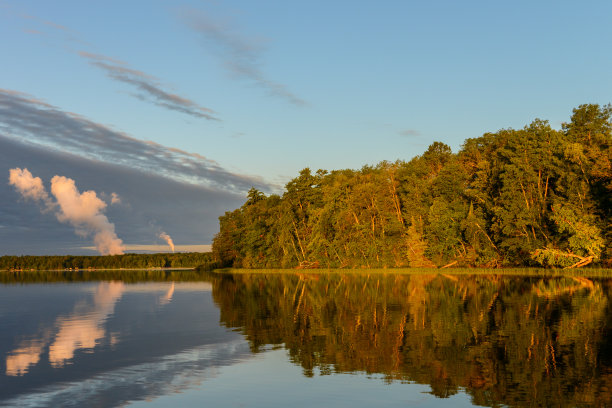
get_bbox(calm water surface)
[1,271,612,407]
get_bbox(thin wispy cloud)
[5,6,92,47]
[12,11,67,33]
[181,9,306,107]
[11,11,218,119]
[41,19,69,32]
[20,13,71,32]
[0,89,269,193]
[399,129,421,137]
[78,51,219,121]
[78,51,126,66]
[23,28,43,35]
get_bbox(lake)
[1,270,612,407]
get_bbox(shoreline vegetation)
[0,252,216,272]
[3,259,611,281]
[2,267,612,285]
[2,257,610,276]
[1,267,197,272]
[213,267,612,278]
[213,104,611,270]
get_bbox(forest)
[213,104,611,269]
[0,252,214,271]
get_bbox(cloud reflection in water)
[48,281,125,367]
[5,281,195,376]
[5,339,47,377]
[5,281,125,375]
[1,280,250,407]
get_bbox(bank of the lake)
[5,266,612,283]
[214,267,612,278]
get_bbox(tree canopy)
[213,104,611,269]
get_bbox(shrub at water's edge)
[213,268,612,278]
[213,104,611,269]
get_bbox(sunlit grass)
[214,267,612,278]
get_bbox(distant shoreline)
[1,267,197,272]
[0,253,214,272]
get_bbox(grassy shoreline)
[3,267,612,281]
[213,267,612,278]
[3,266,610,276]
[1,267,196,272]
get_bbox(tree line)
[213,104,611,269]
[0,252,214,271]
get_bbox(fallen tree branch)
[440,261,458,269]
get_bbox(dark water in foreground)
[1,271,612,407]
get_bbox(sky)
[1,0,611,255]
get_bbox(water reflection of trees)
[0,269,215,284]
[211,273,612,407]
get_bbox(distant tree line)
[0,252,214,271]
[213,104,611,268]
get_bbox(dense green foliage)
[211,272,612,406]
[0,252,213,271]
[214,104,612,268]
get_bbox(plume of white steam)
[8,168,124,255]
[159,232,175,253]
[50,176,124,255]
[8,168,54,209]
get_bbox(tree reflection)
[211,273,612,406]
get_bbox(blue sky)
[1,0,611,254]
